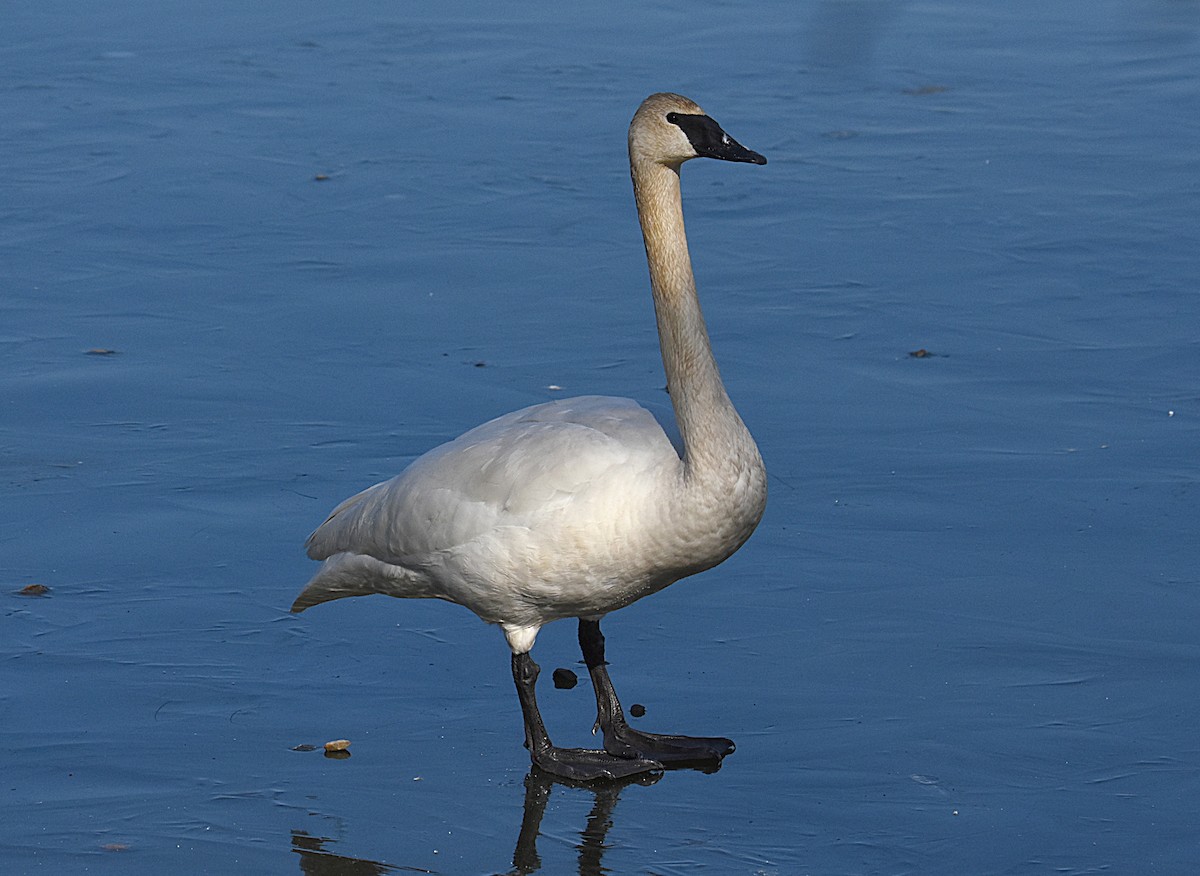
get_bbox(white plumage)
[292,93,767,779]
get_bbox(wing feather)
[305,396,676,568]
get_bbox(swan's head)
[629,92,767,169]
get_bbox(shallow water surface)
[4,1,1199,873]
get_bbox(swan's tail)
[290,552,433,612]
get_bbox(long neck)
[631,158,755,477]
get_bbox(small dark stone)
[552,668,578,689]
[630,703,646,718]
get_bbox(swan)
[292,92,768,781]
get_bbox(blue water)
[4,1,1198,873]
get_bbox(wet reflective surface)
[4,1,1199,872]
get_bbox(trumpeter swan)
[292,93,767,780]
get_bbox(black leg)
[511,652,662,781]
[578,619,735,768]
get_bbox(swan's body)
[293,93,767,780]
[299,394,759,641]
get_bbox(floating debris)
[908,348,938,358]
[552,668,578,689]
[629,703,646,718]
[16,584,51,597]
[313,173,330,182]
[85,348,119,356]
[903,84,950,96]
[291,743,318,752]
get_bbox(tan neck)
[630,158,753,477]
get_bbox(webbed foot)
[601,725,734,769]
[531,745,663,782]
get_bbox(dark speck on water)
[4,0,1198,873]
[902,84,951,95]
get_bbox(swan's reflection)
[502,765,661,876]
[291,830,402,875]
[289,765,662,876]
